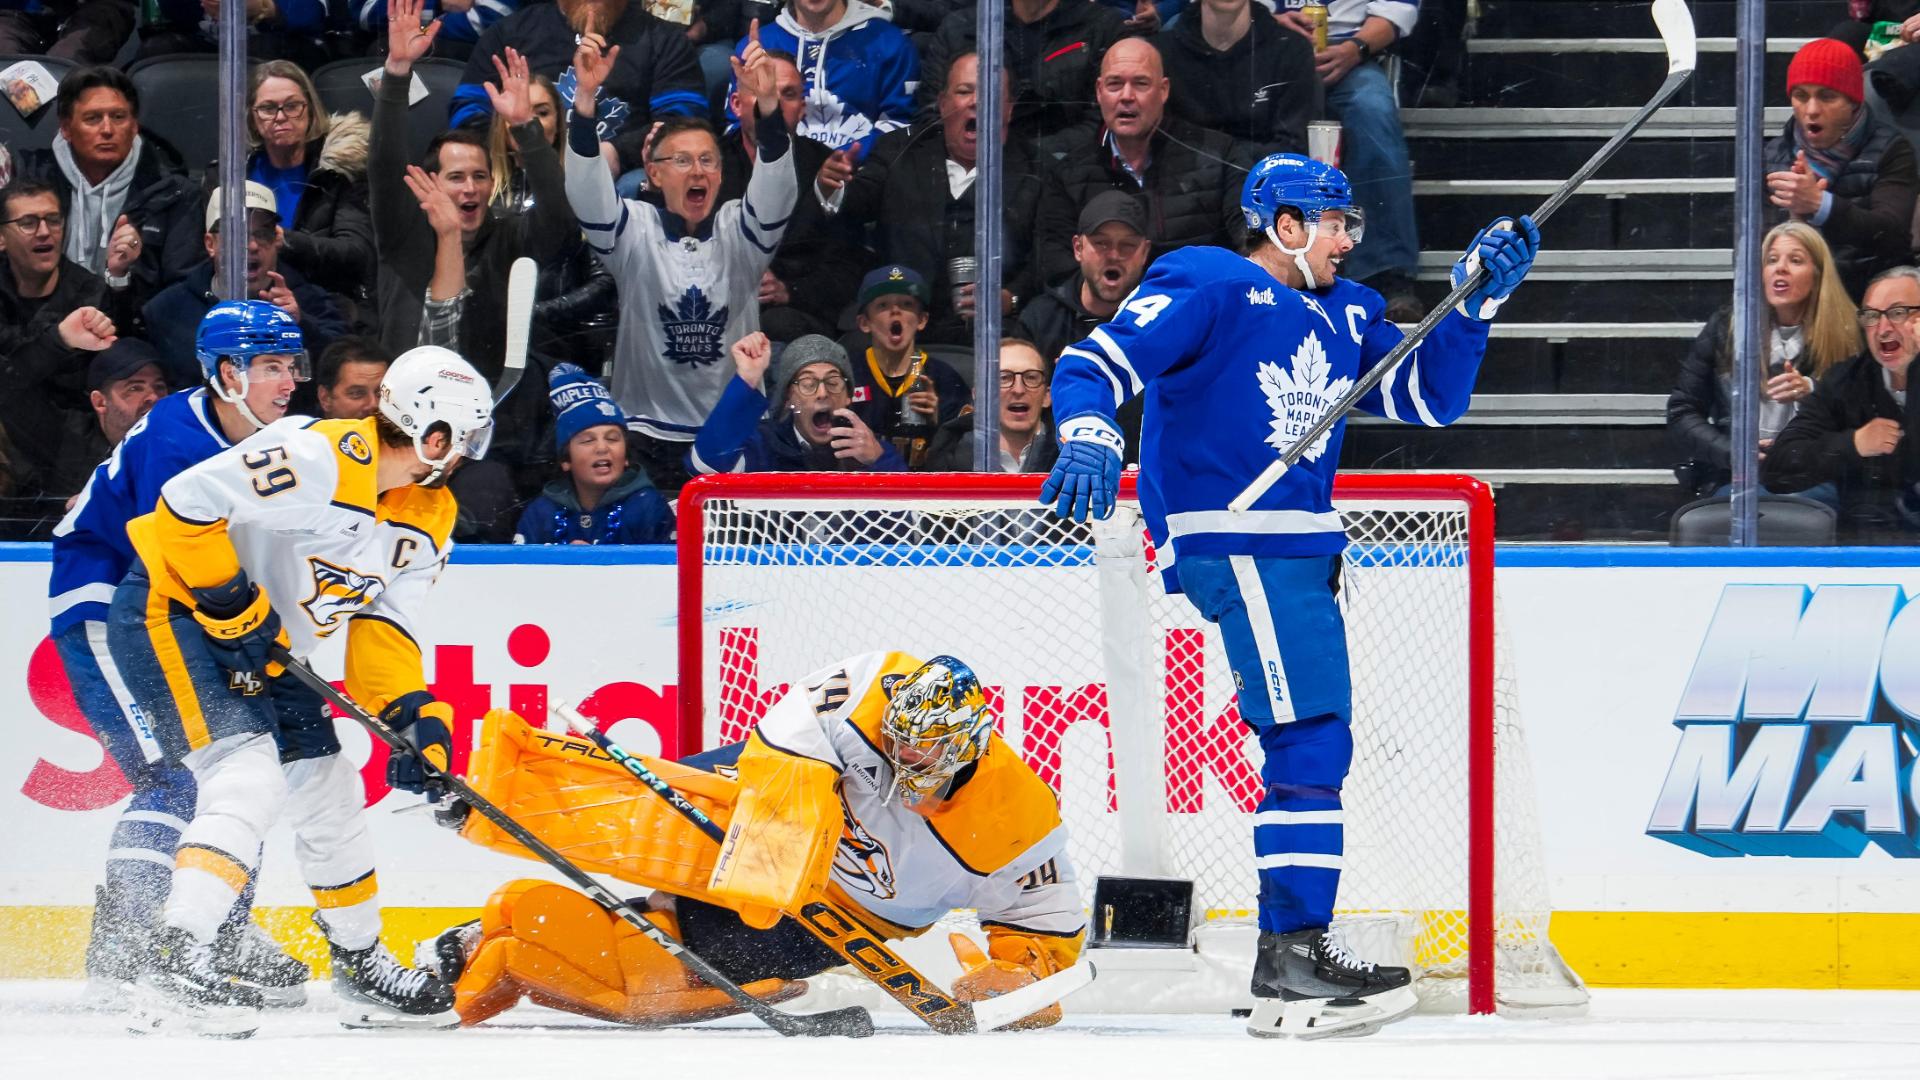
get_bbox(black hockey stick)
[270,650,875,1038]
[554,703,1096,1034]
[1228,0,1698,512]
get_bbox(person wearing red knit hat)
[1764,38,1917,299]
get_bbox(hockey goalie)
[432,652,1086,1030]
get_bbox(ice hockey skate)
[322,916,457,1030]
[79,886,146,1011]
[414,918,481,983]
[125,926,264,1038]
[213,918,309,1008]
[1245,928,1418,1040]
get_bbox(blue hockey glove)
[381,691,454,799]
[1041,414,1125,522]
[1450,214,1540,321]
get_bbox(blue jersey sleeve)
[1051,251,1222,423]
[689,376,771,475]
[1352,306,1492,427]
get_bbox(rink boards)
[3,542,1920,988]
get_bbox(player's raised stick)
[493,256,535,405]
[554,702,1097,1034]
[1228,0,1698,513]
[270,651,876,1038]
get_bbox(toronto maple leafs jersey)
[566,112,797,441]
[751,651,1083,942]
[50,389,234,635]
[733,2,919,159]
[125,417,457,712]
[1051,245,1491,576]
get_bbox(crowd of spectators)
[0,0,1453,544]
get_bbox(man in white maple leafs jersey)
[565,24,797,492]
[1043,154,1540,1040]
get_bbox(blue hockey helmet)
[1240,154,1365,289]
[195,300,308,430]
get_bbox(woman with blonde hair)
[489,70,565,209]
[240,59,374,308]
[1668,219,1859,494]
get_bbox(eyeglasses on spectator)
[998,371,1046,390]
[792,374,849,395]
[651,153,719,172]
[3,212,64,234]
[252,99,309,121]
[1858,305,1920,328]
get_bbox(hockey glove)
[1041,414,1124,523]
[381,691,455,799]
[949,933,1063,1031]
[191,573,287,683]
[1450,214,1540,321]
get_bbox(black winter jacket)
[717,132,869,333]
[1763,352,1920,534]
[0,258,139,496]
[16,133,205,297]
[140,260,349,391]
[923,410,1059,473]
[1762,117,1917,299]
[246,114,375,308]
[1160,12,1319,157]
[1035,118,1250,285]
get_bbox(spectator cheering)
[313,336,392,420]
[925,337,1060,473]
[835,51,1043,346]
[919,0,1128,159]
[0,179,129,496]
[848,264,969,464]
[567,23,796,493]
[743,0,918,160]
[452,0,705,176]
[1764,38,1917,300]
[16,66,203,293]
[243,61,375,316]
[1020,189,1149,362]
[689,332,903,473]
[1278,0,1424,319]
[513,364,673,544]
[1161,0,1318,156]
[142,183,348,390]
[1035,38,1248,286]
[1764,266,1920,537]
[356,0,523,61]
[1668,222,1858,497]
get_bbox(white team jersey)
[149,417,449,660]
[754,652,1083,937]
[567,135,797,441]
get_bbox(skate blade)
[125,983,260,1039]
[1245,985,1418,1041]
[251,981,309,1009]
[338,1004,461,1030]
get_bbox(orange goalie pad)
[457,709,779,926]
[454,880,806,1026]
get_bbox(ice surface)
[2,982,1916,1079]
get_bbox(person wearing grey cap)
[1019,190,1150,364]
[688,331,905,474]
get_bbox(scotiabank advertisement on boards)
[4,549,1920,986]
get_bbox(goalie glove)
[381,691,455,799]
[948,932,1065,1031]
[1451,214,1540,321]
[1040,414,1125,523]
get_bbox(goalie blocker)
[437,652,1089,1030]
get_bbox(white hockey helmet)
[378,346,495,488]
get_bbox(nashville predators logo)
[299,557,387,635]
[337,430,372,465]
[833,802,897,900]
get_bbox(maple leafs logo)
[657,285,731,367]
[801,82,874,151]
[1258,330,1352,464]
[556,67,631,142]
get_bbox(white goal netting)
[681,475,1585,1014]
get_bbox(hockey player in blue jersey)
[1043,154,1539,1040]
[52,301,312,1011]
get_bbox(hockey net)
[676,473,1586,1015]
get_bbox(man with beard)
[14,66,204,295]
[568,24,797,493]
[1020,190,1148,362]
[142,183,348,391]
[829,51,1042,347]
[452,0,705,177]
[848,264,969,464]
[0,178,134,497]
[688,332,902,474]
[1034,37,1248,286]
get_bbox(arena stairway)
[1340,0,1839,540]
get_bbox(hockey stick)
[1227,0,1698,513]
[493,256,535,405]
[556,703,1096,1034]
[270,651,875,1038]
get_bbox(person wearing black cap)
[848,264,971,464]
[86,337,168,448]
[1019,190,1150,364]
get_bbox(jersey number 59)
[243,445,298,498]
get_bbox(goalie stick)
[1227,0,1698,513]
[493,256,535,405]
[556,702,1097,1034]
[270,650,875,1038]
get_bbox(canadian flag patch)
[852,386,871,403]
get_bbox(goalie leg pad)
[452,881,804,1027]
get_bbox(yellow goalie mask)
[880,655,993,809]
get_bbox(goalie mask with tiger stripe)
[880,656,993,809]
